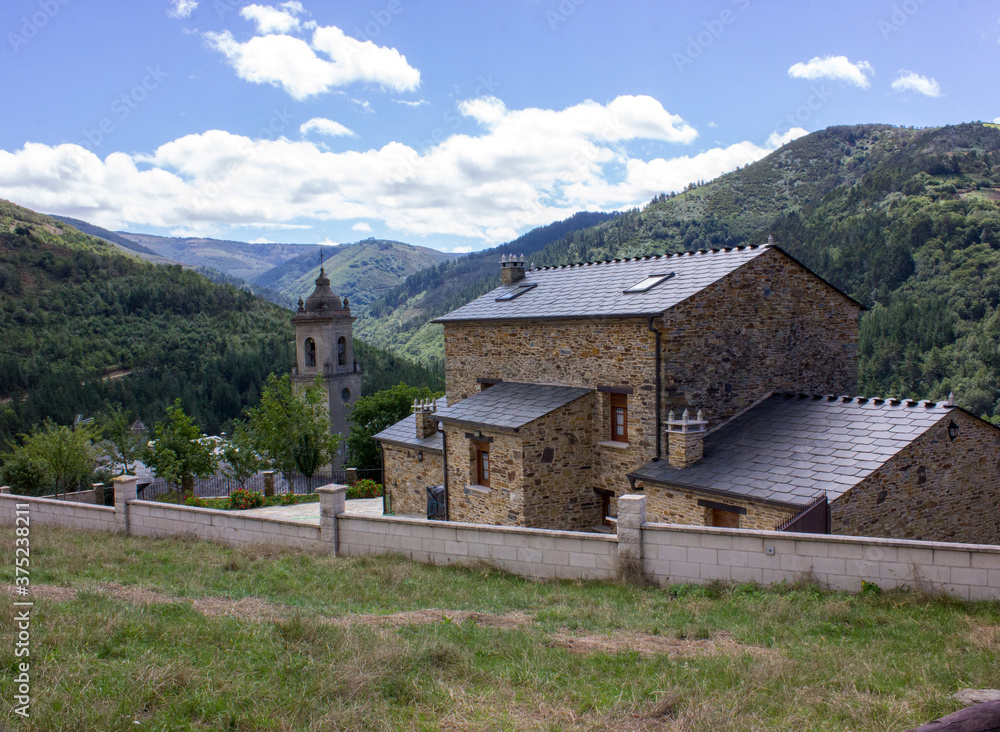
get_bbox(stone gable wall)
[635,481,796,530]
[383,444,444,518]
[518,393,601,530]
[831,410,1000,544]
[661,247,859,426]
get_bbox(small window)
[611,393,628,442]
[341,388,350,403]
[623,272,675,293]
[476,442,491,487]
[495,283,537,301]
[304,338,316,367]
[337,336,346,367]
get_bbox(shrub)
[229,488,265,510]
[184,494,209,508]
[347,478,383,499]
[280,492,298,506]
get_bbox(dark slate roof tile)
[434,247,774,322]
[633,393,953,506]
[433,382,592,431]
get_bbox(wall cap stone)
[645,521,1000,554]
[339,513,619,542]
[0,493,115,512]
[129,499,321,530]
[316,484,349,495]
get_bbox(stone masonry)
[832,410,1000,544]
[383,443,444,518]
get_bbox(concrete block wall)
[643,522,1000,601]
[0,492,116,532]
[129,500,324,553]
[339,515,618,581]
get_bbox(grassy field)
[1,526,999,731]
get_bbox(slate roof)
[374,398,449,452]
[433,381,593,432]
[434,244,777,322]
[631,393,956,507]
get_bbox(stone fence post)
[617,494,647,581]
[317,484,347,556]
[113,475,138,534]
[345,467,358,486]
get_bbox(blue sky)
[0,0,997,252]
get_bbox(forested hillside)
[354,122,1000,420]
[0,200,442,448]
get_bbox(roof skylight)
[623,272,675,293]
[495,283,537,301]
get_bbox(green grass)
[2,526,998,730]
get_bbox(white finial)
[696,409,704,422]
[682,408,690,421]
[500,254,506,263]
[668,410,675,422]
[412,399,419,412]
[767,234,774,245]
[520,253,525,261]
[948,392,955,405]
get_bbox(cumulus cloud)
[300,117,357,138]
[204,4,420,99]
[994,117,1000,124]
[0,96,789,244]
[168,0,197,18]
[891,70,942,97]
[766,127,809,148]
[241,3,303,34]
[393,99,429,107]
[352,222,373,232]
[788,55,874,88]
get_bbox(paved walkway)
[238,497,385,523]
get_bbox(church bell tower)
[291,258,361,471]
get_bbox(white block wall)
[339,515,618,581]
[0,493,116,532]
[128,500,324,552]
[643,523,1000,601]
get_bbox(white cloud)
[788,55,874,88]
[317,238,340,246]
[449,246,473,253]
[707,121,718,128]
[168,0,197,18]
[250,237,274,243]
[300,117,357,138]
[352,222,373,232]
[204,7,420,99]
[0,96,787,245]
[994,117,1000,124]
[393,99,429,107]
[241,3,302,34]
[891,70,942,97]
[766,127,809,148]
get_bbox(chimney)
[501,253,526,284]
[666,408,707,468]
[414,398,439,439]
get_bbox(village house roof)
[374,398,450,452]
[630,393,958,507]
[433,381,592,432]
[433,243,858,323]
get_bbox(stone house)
[375,240,1000,543]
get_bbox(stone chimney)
[666,408,707,468]
[501,253,526,284]
[414,398,440,439]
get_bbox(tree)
[346,383,442,472]
[243,374,339,487]
[98,405,145,475]
[145,400,216,498]
[0,420,99,497]
[219,423,262,490]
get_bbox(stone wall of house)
[383,444,444,518]
[831,410,1000,544]
[443,317,658,501]
[445,426,526,526]
[661,247,859,426]
[518,393,602,531]
[637,481,797,530]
